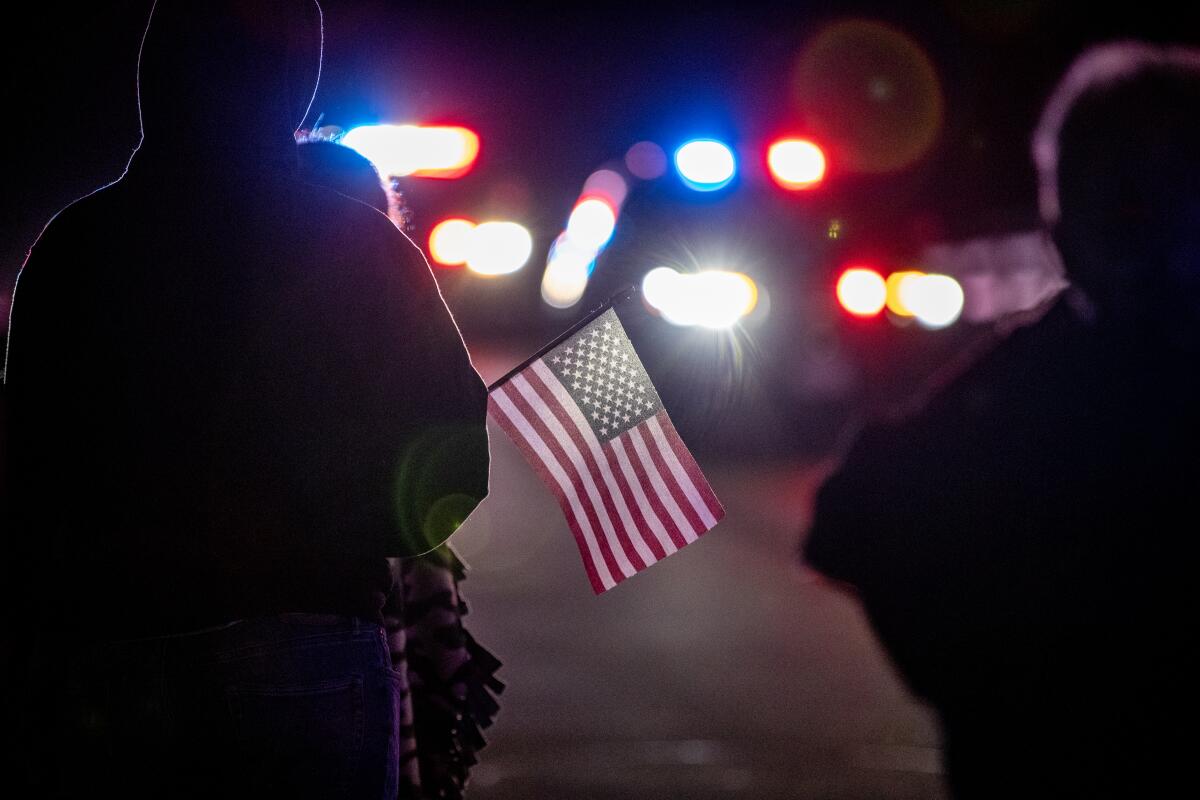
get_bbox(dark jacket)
[805,297,1199,797]
[3,1,489,637]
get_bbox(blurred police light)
[465,221,532,276]
[542,234,595,308]
[428,218,476,266]
[836,268,887,317]
[565,197,617,252]
[341,124,480,179]
[641,267,678,317]
[674,139,736,191]
[642,267,758,328]
[885,270,924,317]
[767,139,826,189]
[899,273,964,328]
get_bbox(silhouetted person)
[295,136,505,799]
[804,43,1200,798]
[3,2,489,797]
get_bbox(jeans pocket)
[227,675,365,800]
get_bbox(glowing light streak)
[341,125,480,179]
[642,267,758,328]
[541,235,595,308]
[565,197,617,252]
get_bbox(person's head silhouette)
[1033,43,1200,331]
[135,0,323,167]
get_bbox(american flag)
[487,308,725,593]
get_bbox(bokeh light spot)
[901,273,964,328]
[565,197,617,252]
[465,221,533,276]
[674,139,737,191]
[885,270,925,316]
[582,169,629,209]
[836,268,887,317]
[625,141,668,180]
[542,235,595,309]
[642,267,758,328]
[428,218,476,266]
[767,139,827,189]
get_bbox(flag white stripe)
[511,374,637,578]
[609,434,686,554]
[605,430,679,557]
[646,415,719,529]
[622,428,698,543]
[530,361,662,564]
[491,388,617,590]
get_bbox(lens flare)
[465,221,533,276]
[674,139,737,191]
[341,125,480,179]
[767,139,827,189]
[836,268,887,317]
[642,267,758,328]
[794,20,944,174]
[428,218,476,266]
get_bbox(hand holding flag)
[487,295,724,593]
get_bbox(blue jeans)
[26,614,403,799]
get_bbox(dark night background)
[6,4,1195,458]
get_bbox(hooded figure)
[4,2,488,795]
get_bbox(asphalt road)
[447,416,947,799]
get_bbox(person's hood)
[133,0,323,170]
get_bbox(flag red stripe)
[624,425,698,543]
[523,366,661,566]
[648,412,720,525]
[650,412,725,523]
[504,377,631,584]
[601,443,669,561]
[611,433,692,549]
[487,394,608,593]
[599,440,676,559]
[633,421,707,535]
